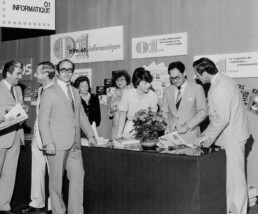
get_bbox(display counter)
[83,147,226,214]
[13,142,226,214]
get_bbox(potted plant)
[132,107,167,149]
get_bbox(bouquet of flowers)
[132,107,167,142]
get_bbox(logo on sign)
[53,35,89,60]
[136,40,157,54]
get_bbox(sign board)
[51,26,123,64]
[0,0,55,30]
[132,32,187,59]
[194,52,258,78]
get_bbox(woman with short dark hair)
[109,70,131,140]
[74,76,101,129]
[117,67,158,139]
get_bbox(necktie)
[66,84,75,112]
[176,86,182,109]
[10,86,16,101]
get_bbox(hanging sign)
[0,0,55,30]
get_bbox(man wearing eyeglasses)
[38,59,97,214]
[161,61,207,144]
[0,60,25,214]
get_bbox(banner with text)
[50,26,123,64]
[0,0,55,30]
[194,52,258,78]
[132,32,187,59]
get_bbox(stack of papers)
[157,132,202,156]
[113,139,141,151]
[0,103,28,131]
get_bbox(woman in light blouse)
[117,67,158,139]
[109,70,131,140]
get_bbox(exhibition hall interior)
[0,0,258,214]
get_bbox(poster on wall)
[194,52,258,78]
[247,88,258,116]
[50,26,123,64]
[132,32,187,59]
[0,58,33,81]
[143,62,170,99]
[238,84,252,107]
[0,0,55,30]
[71,68,92,85]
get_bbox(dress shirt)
[174,81,187,102]
[57,79,74,100]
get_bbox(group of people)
[0,57,250,214]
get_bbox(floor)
[9,199,258,214]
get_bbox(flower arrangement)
[132,107,167,142]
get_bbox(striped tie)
[66,84,75,112]
[10,86,16,101]
[176,86,182,109]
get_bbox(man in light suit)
[162,61,207,144]
[38,59,97,214]
[193,58,249,214]
[0,60,25,214]
[21,62,55,214]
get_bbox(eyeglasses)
[59,68,73,74]
[116,78,126,83]
[169,76,181,82]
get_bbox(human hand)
[22,104,29,114]
[194,136,213,148]
[45,143,56,155]
[177,123,190,134]
[89,136,97,147]
[0,116,5,124]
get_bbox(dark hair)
[132,67,153,88]
[193,58,218,75]
[56,59,75,73]
[2,60,23,79]
[74,76,91,93]
[38,61,56,80]
[113,70,131,87]
[168,61,185,74]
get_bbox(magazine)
[157,132,196,150]
[0,103,28,131]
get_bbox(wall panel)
[0,0,258,185]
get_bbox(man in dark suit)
[38,59,97,214]
[0,60,25,214]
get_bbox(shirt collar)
[43,81,54,90]
[3,79,12,90]
[57,79,70,87]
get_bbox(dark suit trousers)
[47,144,85,214]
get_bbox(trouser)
[0,132,20,211]
[29,139,51,210]
[224,140,247,214]
[48,144,85,214]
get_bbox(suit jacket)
[33,83,54,149]
[203,73,249,146]
[38,83,94,150]
[0,79,24,148]
[162,81,207,144]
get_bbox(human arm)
[184,85,207,131]
[38,90,56,154]
[117,111,127,138]
[194,88,231,147]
